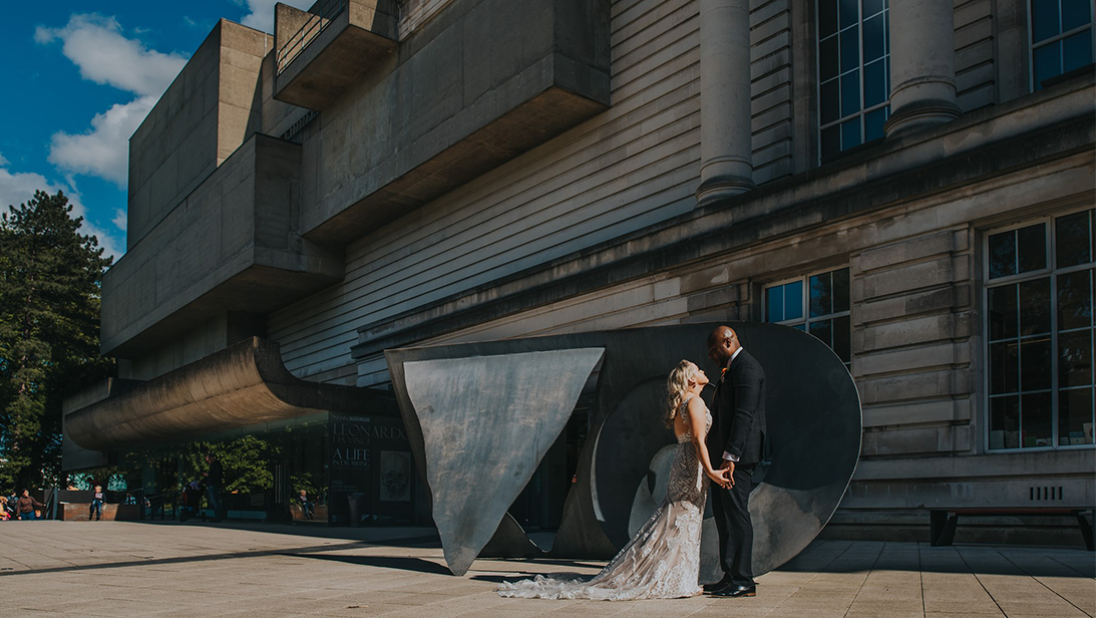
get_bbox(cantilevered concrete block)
[401,348,604,576]
[298,0,612,246]
[102,135,342,359]
[273,0,399,110]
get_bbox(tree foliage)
[0,190,114,491]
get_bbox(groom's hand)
[720,459,735,479]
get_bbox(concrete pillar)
[696,0,754,207]
[885,0,962,137]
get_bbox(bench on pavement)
[930,507,1094,550]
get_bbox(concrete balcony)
[101,134,343,358]
[297,0,613,246]
[273,0,399,111]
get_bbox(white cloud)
[239,0,316,33]
[35,14,186,97]
[112,208,127,232]
[0,162,123,260]
[0,153,8,166]
[47,96,155,187]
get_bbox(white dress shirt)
[722,346,744,463]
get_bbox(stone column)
[885,0,962,137]
[696,0,754,207]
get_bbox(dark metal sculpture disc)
[386,322,861,577]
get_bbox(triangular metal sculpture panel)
[402,348,604,576]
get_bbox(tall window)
[817,0,890,159]
[764,267,851,368]
[1030,0,1095,90]
[985,209,1096,451]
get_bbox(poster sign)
[328,413,414,525]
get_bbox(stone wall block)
[857,367,971,406]
[686,285,739,313]
[862,424,972,457]
[858,229,966,272]
[854,311,971,353]
[852,340,970,377]
[861,397,972,428]
[855,287,962,326]
[860,255,968,300]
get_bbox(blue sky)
[0,1,311,260]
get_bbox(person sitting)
[16,489,45,521]
[90,485,105,521]
[298,489,314,520]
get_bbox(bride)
[497,360,731,600]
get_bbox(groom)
[704,326,767,598]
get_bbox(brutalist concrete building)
[63,0,1094,540]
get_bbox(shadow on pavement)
[289,553,453,575]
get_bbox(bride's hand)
[706,468,732,490]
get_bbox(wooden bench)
[930,508,1094,550]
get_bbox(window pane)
[766,286,784,322]
[1059,329,1093,387]
[863,59,887,108]
[821,36,840,81]
[821,79,841,125]
[1017,223,1047,273]
[809,318,834,348]
[990,341,1020,394]
[1059,269,1094,330]
[841,26,860,73]
[841,117,862,150]
[1033,41,1062,90]
[810,272,832,317]
[793,323,806,331]
[863,0,884,18]
[1021,392,1053,448]
[863,14,885,62]
[842,70,861,116]
[1056,210,1092,267]
[785,280,804,320]
[989,395,1020,449]
[833,268,850,312]
[1062,29,1094,74]
[1062,0,1093,32]
[833,315,851,363]
[1031,0,1062,43]
[989,230,1017,279]
[821,125,841,158]
[864,107,887,142]
[839,0,858,29]
[1059,387,1095,445]
[819,0,839,37]
[1019,277,1052,335]
[988,284,1019,340]
[1020,336,1053,391]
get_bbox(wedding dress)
[497,396,712,601]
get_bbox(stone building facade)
[64,0,1094,539]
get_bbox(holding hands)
[706,466,734,490]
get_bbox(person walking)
[16,489,45,521]
[90,485,105,521]
[203,454,224,522]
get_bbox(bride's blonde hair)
[666,360,697,427]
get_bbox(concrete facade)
[71,0,1095,542]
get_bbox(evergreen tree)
[0,190,114,491]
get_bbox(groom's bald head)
[707,326,739,364]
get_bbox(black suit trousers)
[711,463,756,585]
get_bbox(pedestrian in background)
[17,489,45,521]
[204,454,224,522]
[90,485,104,521]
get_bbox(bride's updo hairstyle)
[665,360,696,427]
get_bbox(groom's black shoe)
[712,584,756,598]
[703,578,733,593]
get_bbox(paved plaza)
[0,521,1091,617]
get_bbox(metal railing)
[277,0,349,75]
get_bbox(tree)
[0,190,114,491]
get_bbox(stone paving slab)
[0,521,1091,617]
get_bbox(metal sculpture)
[386,322,862,578]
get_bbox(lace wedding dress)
[497,396,712,601]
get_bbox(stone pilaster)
[885,0,963,137]
[696,0,754,207]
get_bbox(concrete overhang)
[297,0,612,247]
[101,134,344,359]
[66,337,390,452]
[273,0,399,111]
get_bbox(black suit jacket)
[706,349,767,466]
